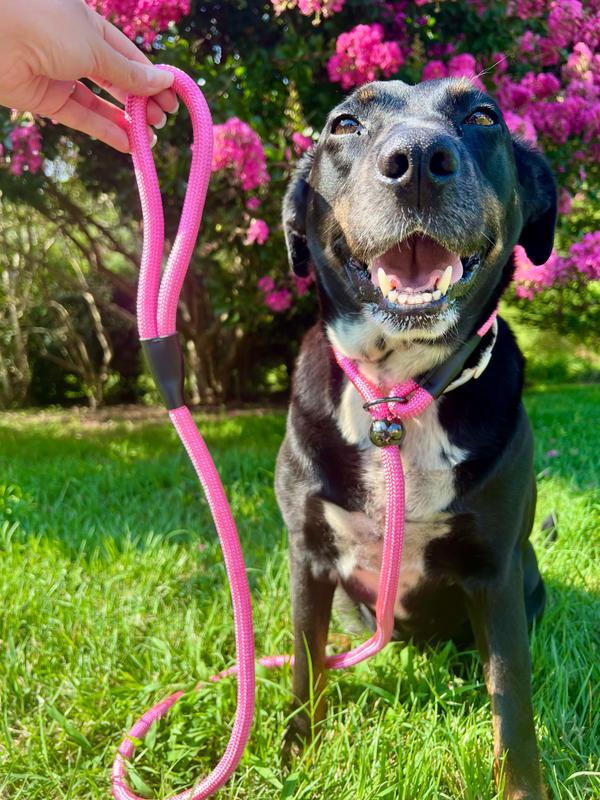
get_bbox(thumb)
[93,41,173,97]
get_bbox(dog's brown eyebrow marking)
[355,85,377,103]
[448,77,477,96]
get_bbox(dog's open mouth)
[347,233,484,314]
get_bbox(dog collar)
[430,317,499,396]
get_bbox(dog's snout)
[377,128,460,203]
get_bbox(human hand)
[0,0,178,152]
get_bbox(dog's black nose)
[377,129,460,203]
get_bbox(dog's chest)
[326,382,467,617]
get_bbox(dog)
[274,77,556,800]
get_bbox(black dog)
[275,78,556,800]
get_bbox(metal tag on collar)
[368,418,405,447]
[363,396,411,448]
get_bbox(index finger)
[100,18,177,109]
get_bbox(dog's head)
[283,78,556,363]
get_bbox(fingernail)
[155,112,167,130]
[168,99,179,114]
[150,133,158,149]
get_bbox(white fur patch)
[326,310,453,388]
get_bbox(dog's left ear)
[512,138,557,265]
[282,150,313,277]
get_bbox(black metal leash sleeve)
[141,334,185,410]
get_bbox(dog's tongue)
[371,235,463,291]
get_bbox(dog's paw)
[282,715,309,763]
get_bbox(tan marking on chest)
[324,501,452,618]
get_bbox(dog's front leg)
[288,548,336,742]
[466,558,547,800]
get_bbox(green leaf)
[46,705,92,751]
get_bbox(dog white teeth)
[398,292,408,304]
[378,267,392,297]
[388,289,398,303]
[432,289,442,300]
[437,265,453,296]
[421,292,432,302]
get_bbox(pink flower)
[546,449,560,458]
[297,0,345,15]
[423,60,447,81]
[423,54,483,90]
[533,72,561,99]
[9,123,42,175]
[519,30,537,54]
[568,231,600,280]
[272,0,344,16]
[558,188,573,216]
[512,232,600,295]
[246,196,261,212]
[88,0,190,45]
[562,42,594,83]
[547,0,583,48]
[513,245,568,295]
[328,24,404,89]
[503,111,538,144]
[245,218,269,246]
[491,52,508,73]
[292,132,313,156]
[447,53,484,90]
[264,289,293,312]
[258,275,275,292]
[508,0,546,19]
[448,53,477,76]
[212,117,269,192]
[294,273,314,296]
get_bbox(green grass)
[0,388,598,800]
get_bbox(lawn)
[0,386,598,800]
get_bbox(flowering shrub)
[87,0,189,44]
[245,218,269,246]
[292,132,313,155]
[7,124,42,176]
[1,0,597,402]
[258,271,314,313]
[258,276,293,312]
[212,117,269,192]
[272,0,345,18]
[513,232,600,298]
[422,53,485,90]
[328,24,404,89]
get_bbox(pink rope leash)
[114,65,494,799]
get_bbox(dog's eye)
[331,116,362,135]
[464,109,497,126]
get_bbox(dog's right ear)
[282,151,313,277]
[512,138,557,266]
